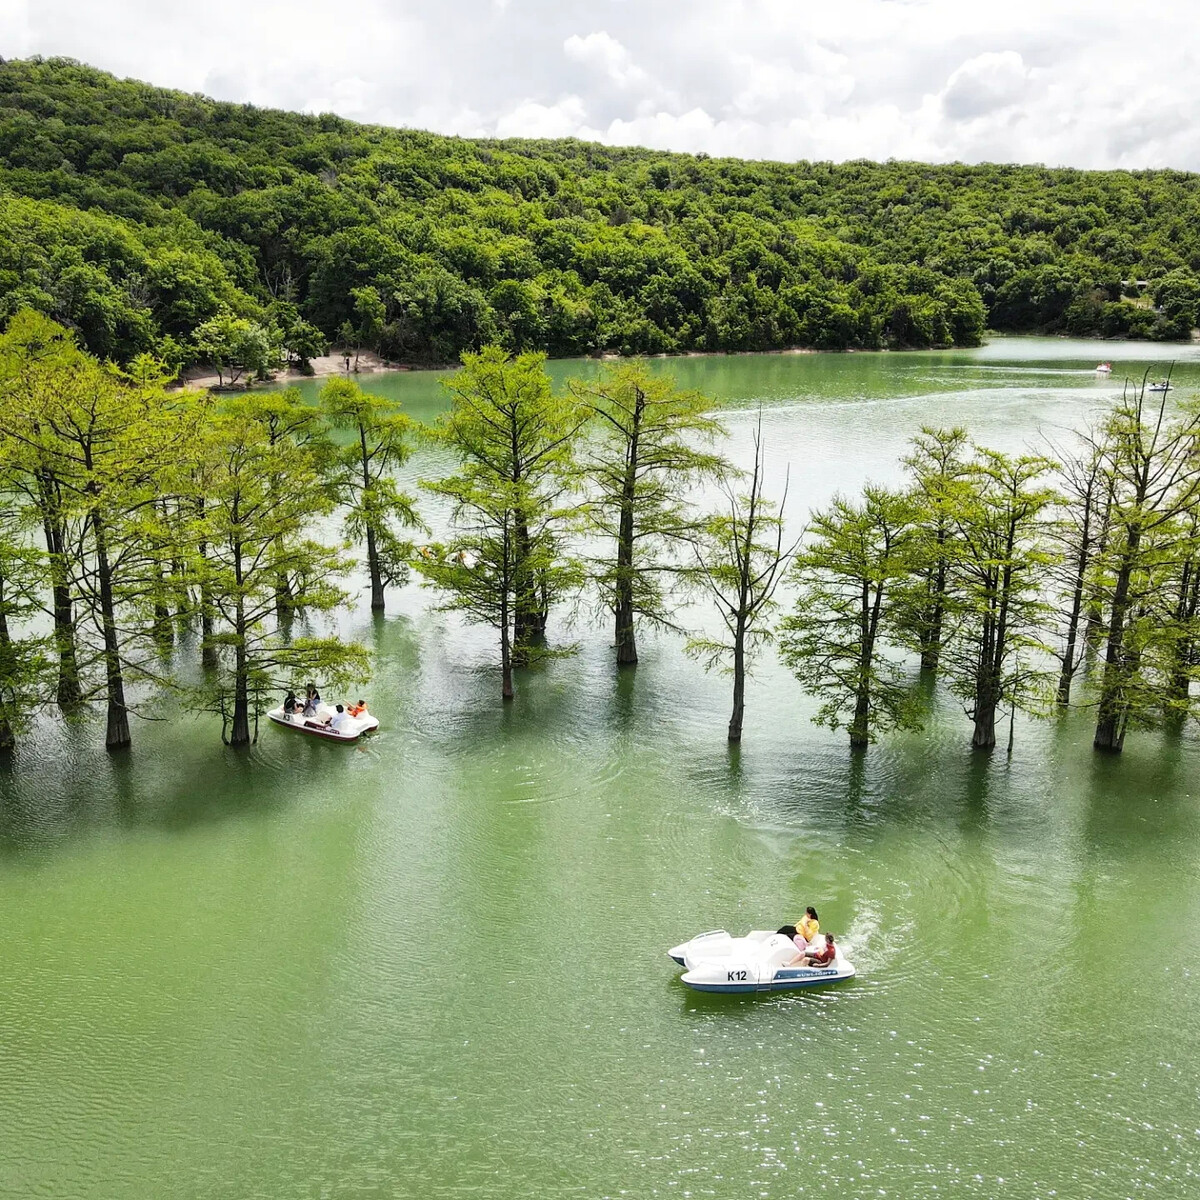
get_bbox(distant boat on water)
[1095,362,1112,373]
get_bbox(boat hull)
[680,963,855,993]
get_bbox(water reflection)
[5,343,1200,1197]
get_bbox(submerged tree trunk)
[1166,557,1200,715]
[230,588,251,746]
[38,474,81,712]
[973,528,1016,752]
[366,523,385,612]
[153,572,173,651]
[273,533,294,625]
[972,608,1001,748]
[200,560,217,668]
[173,555,189,627]
[151,500,173,650]
[972,689,998,749]
[196,499,218,670]
[728,625,746,742]
[91,510,130,751]
[972,609,1009,751]
[512,514,546,662]
[614,404,640,667]
[919,527,948,673]
[1084,492,1113,647]
[1057,547,1089,706]
[1058,471,1100,704]
[172,499,190,628]
[850,577,885,749]
[614,494,637,666]
[1094,530,1140,753]
[0,604,14,754]
[971,584,999,750]
[358,426,387,613]
[500,587,514,702]
[230,644,250,746]
[849,685,871,749]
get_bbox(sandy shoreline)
[179,350,433,392]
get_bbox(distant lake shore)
[180,329,1200,392]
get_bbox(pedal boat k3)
[266,704,379,742]
[667,929,855,994]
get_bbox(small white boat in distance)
[1095,362,1112,374]
[266,703,379,742]
[668,929,855,994]
[1149,381,1173,393]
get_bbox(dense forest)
[2,57,1200,374]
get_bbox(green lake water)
[4,338,1200,1197]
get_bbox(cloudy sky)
[3,0,1198,169]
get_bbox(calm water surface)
[4,339,1200,1198]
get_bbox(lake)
[3,338,1200,1198]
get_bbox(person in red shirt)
[804,933,836,966]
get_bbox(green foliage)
[0,310,372,749]
[189,394,369,744]
[1088,384,1200,748]
[269,301,327,369]
[0,190,257,364]
[894,426,970,670]
[416,347,585,696]
[938,448,1059,749]
[779,486,923,746]
[0,488,54,748]
[0,309,209,746]
[571,361,728,661]
[319,377,423,608]
[687,421,795,740]
[192,311,279,386]
[4,57,1200,370]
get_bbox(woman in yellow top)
[797,907,820,944]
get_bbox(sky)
[2,0,1198,169]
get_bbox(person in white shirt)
[328,704,351,733]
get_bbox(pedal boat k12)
[266,704,379,743]
[667,929,855,994]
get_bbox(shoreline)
[179,350,429,392]
[179,331,1200,392]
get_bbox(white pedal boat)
[668,929,855,994]
[266,704,379,743]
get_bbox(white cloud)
[941,51,1032,121]
[494,95,589,139]
[727,50,855,120]
[8,0,1200,168]
[563,31,647,89]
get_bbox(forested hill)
[2,56,1200,370]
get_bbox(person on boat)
[328,704,351,733]
[302,683,321,716]
[803,933,836,967]
[282,690,298,716]
[776,924,807,954]
[347,699,368,718]
[798,907,820,943]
